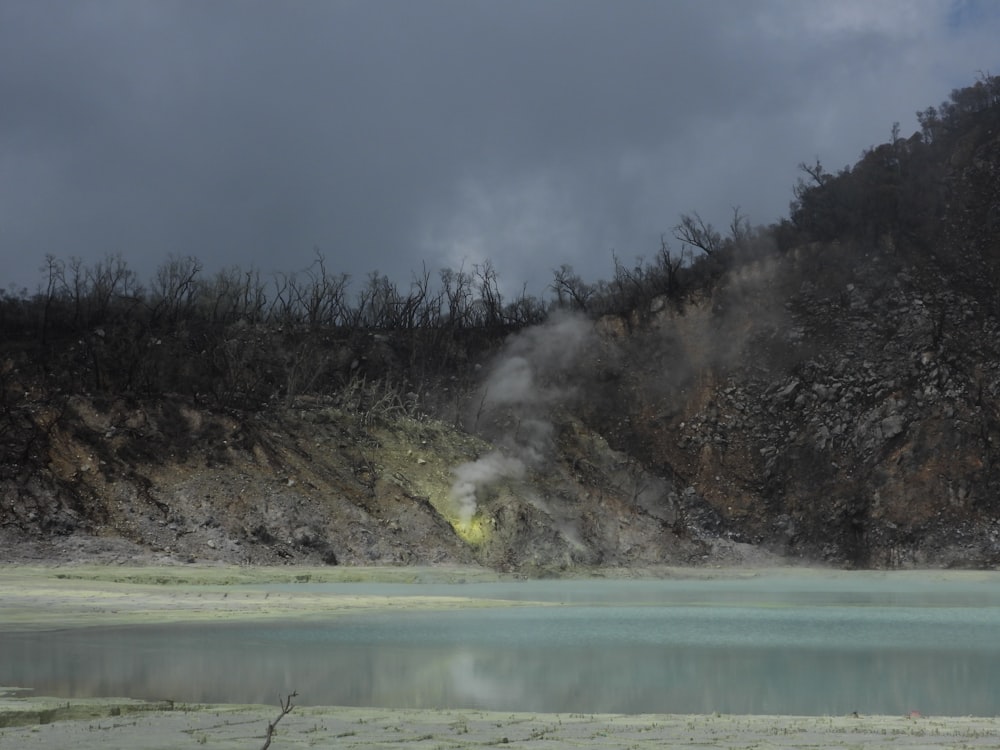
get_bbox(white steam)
[446,258,788,525]
[450,452,526,524]
[449,311,594,522]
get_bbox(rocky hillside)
[2,76,999,571]
[586,244,1000,568]
[0,357,760,571]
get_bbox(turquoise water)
[3,574,999,715]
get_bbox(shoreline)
[1,695,998,749]
[0,563,549,633]
[3,562,999,632]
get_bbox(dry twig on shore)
[260,690,297,750]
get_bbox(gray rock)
[880,415,905,439]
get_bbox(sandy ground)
[2,695,999,750]
[3,564,1000,749]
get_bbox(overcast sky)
[2,0,998,298]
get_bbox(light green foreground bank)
[2,565,999,750]
[2,694,1000,750]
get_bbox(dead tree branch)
[260,690,298,750]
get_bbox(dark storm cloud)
[1,1,998,296]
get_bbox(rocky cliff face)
[582,242,1000,569]
[0,379,765,571]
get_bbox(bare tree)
[796,158,829,190]
[358,272,402,328]
[504,284,546,327]
[85,253,140,325]
[299,250,351,328]
[550,264,594,312]
[673,212,722,256]
[397,263,431,329]
[440,266,474,328]
[728,206,751,247]
[474,260,505,329]
[655,237,687,300]
[270,271,297,324]
[39,254,67,344]
[149,254,202,326]
[201,265,264,325]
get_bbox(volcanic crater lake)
[4,572,1000,716]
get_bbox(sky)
[1,0,998,299]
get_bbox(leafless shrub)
[259,690,297,750]
[342,373,411,428]
[149,254,202,327]
[283,337,329,405]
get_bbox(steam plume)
[449,312,594,522]
[450,452,526,524]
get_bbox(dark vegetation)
[4,74,996,402]
[2,73,1000,568]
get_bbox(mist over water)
[3,574,1000,716]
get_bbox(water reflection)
[3,576,1000,716]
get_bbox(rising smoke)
[447,258,786,525]
[448,312,595,523]
[450,451,526,524]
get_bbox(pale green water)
[3,573,999,715]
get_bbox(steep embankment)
[0,383,761,571]
[583,244,1000,568]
